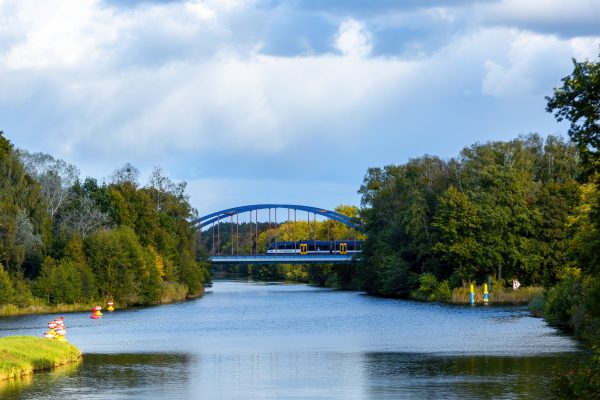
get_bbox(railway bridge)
[193,204,365,265]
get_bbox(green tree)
[546,55,600,177]
[433,186,481,285]
[0,263,14,304]
[0,132,48,276]
[35,257,83,304]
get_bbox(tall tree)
[432,186,481,285]
[18,150,79,223]
[546,55,600,177]
[0,132,48,273]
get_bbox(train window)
[300,243,308,255]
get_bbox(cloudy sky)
[1,0,599,216]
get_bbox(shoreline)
[214,275,543,306]
[0,288,205,318]
[0,336,82,381]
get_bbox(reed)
[451,285,543,305]
[159,281,188,303]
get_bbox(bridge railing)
[209,253,358,264]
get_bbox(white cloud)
[186,177,360,216]
[486,0,600,22]
[52,52,418,161]
[185,0,250,20]
[334,19,372,58]
[481,30,584,97]
[1,0,599,211]
[478,0,600,36]
[0,0,122,70]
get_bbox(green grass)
[0,336,82,380]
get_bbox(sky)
[1,0,599,217]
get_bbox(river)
[0,280,582,399]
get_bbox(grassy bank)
[0,284,204,318]
[450,286,543,305]
[0,336,82,380]
[0,303,96,318]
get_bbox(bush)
[435,280,452,301]
[545,267,582,329]
[553,352,600,399]
[11,273,34,307]
[0,264,14,304]
[413,273,439,301]
[34,257,83,304]
[410,274,452,302]
[179,252,205,297]
[528,292,545,317]
[380,255,413,297]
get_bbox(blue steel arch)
[193,204,365,233]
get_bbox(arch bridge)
[193,204,365,264]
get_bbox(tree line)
[356,133,579,297]
[0,135,209,308]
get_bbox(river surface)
[0,280,582,399]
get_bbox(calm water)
[0,280,582,399]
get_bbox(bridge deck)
[209,254,355,264]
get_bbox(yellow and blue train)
[266,240,363,255]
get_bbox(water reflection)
[3,353,191,400]
[4,351,578,400]
[363,352,578,399]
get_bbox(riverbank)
[0,284,205,318]
[215,268,543,306]
[0,336,82,380]
[450,286,543,305]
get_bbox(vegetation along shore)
[0,130,210,315]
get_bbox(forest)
[0,135,209,310]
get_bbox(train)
[266,240,363,255]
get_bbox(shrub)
[0,264,14,304]
[413,273,439,301]
[34,257,83,304]
[528,292,545,317]
[435,280,452,301]
[553,352,600,399]
[545,267,582,329]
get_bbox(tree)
[60,196,112,238]
[34,257,83,304]
[110,163,140,186]
[148,166,188,212]
[0,263,14,304]
[546,55,600,177]
[0,132,48,274]
[18,150,79,222]
[14,209,43,265]
[433,186,482,285]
